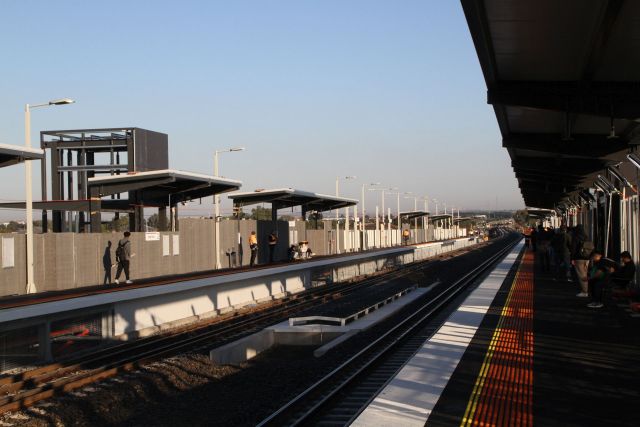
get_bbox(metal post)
[375,206,379,247]
[397,193,400,231]
[214,151,221,269]
[24,104,35,293]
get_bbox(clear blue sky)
[0,0,521,220]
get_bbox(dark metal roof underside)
[229,188,357,212]
[0,144,44,168]
[462,0,640,208]
[88,170,241,205]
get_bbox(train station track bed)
[0,236,518,427]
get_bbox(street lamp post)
[24,98,75,293]
[368,186,389,246]
[214,147,245,269]
[361,182,380,249]
[336,176,356,251]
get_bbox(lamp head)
[627,153,640,170]
[49,98,75,105]
[229,147,245,152]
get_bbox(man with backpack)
[571,224,593,297]
[114,231,133,285]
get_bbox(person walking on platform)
[268,231,278,263]
[249,231,258,267]
[114,231,133,285]
[571,224,592,297]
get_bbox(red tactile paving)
[462,249,534,427]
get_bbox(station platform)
[353,244,640,427]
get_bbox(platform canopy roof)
[429,214,454,222]
[453,217,476,224]
[399,211,430,220]
[88,169,242,205]
[0,144,44,168]
[228,188,357,212]
[526,208,557,219]
[462,1,640,208]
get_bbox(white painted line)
[351,241,524,427]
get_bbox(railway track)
[256,235,521,427]
[0,240,487,415]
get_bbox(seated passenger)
[298,241,309,259]
[587,252,616,309]
[611,251,636,289]
[288,244,298,261]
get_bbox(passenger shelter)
[228,188,357,225]
[88,170,241,232]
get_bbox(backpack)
[580,240,595,258]
[116,241,126,262]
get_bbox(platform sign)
[2,237,14,268]
[145,231,160,241]
[162,235,170,256]
[172,235,180,255]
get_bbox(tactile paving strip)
[461,249,534,427]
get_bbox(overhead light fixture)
[593,181,610,195]
[579,189,596,203]
[578,192,590,204]
[607,166,633,188]
[597,175,620,193]
[627,153,640,170]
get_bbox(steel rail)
[256,233,520,427]
[0,241,481,415]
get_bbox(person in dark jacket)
[611,251,636,289]
[114,231,133,285]
[103,241,113,285]
[268,231,278,263]
[587,252,616,309]
[552,226,572,281]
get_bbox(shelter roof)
[527,208,556,218]
[0,144,44,168]
[462,1,640,208]
[453,217,476,224]
[228,188,357,212]
[88,169,241,204]
[399,211,430,220]
[429,214,454,222]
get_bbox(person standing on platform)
[571,224,592,297]
[114,231,133,285]
[103,241,113,285]
[553,225,572,282]
[268,231,278,263]
[249,231,258,267]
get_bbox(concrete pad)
[210,330,275,365]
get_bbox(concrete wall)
[113,268,309,336]
[113,237,478,337]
